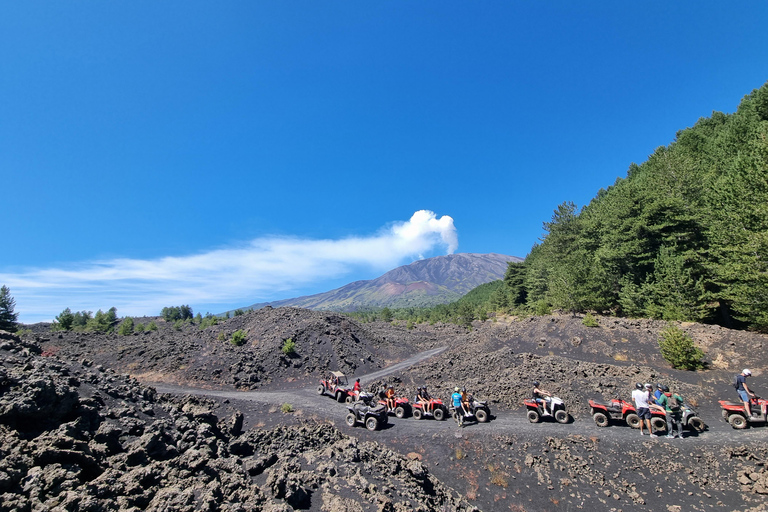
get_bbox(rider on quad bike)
[532,381,553,417]
[417,386,433,415]
[384,385,397,412]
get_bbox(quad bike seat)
[592,400,622,412]
[353,403,370,413]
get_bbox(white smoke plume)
[1,210,458,322]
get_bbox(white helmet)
[743,369,752,376]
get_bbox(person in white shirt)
[632,383,656,437]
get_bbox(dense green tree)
[503,261,528,306]
[518,81,768,331]
[87,307,118,333]
[0,285,19,332]
[118,317,135,336]
[53,307,75,331]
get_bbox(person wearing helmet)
[532,381,552,416]
[736,369,756,418]
[656,384,684,438]
[653,383,664,405]
[451,387,464,426]
[632,383,654,436]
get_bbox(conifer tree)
[0,285,19,332]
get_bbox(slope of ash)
[368,313,768,422]
[0,330,474,512]
[35,307,441,391]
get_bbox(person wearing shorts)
[736,369,755,418]
[632,383,656,437]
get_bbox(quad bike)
[524,396,570,424]
[719,396,768,429]
[345,401,388,431]
[317,371,353,403]
[647,403,707,433]
[412,398,447,421]
[589,396,639,428]
[377,392,412,418]
[451,396,491,425]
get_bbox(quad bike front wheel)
[345,395,354,404]
[345,414,357,427]
[651,417,667,433]
[433,408,445,421]
[688,416,706,432]
[395,406,406,419]
[593,412,609,428]
[728,414,748,429]
[527,410,541,423]
[475,409,489,423]
[412,408,423,420]
[554,410,569,424]
[365,417,379,431]
[625,413,641,429]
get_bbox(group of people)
[379,384,474,417]
[451,386,473,417]
[631,382,686,438]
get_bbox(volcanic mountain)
[246,252,521,312]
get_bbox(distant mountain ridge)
[246,253,522,312]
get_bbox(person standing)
[657,385,684,438]
[452,387,464,427]
[632,383,655,437]
[736,369,756,419]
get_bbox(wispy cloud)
[2,211,458,323]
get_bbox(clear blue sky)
[2,2,767,322]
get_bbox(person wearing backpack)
[735,369,756,419]
[657,385,684,438]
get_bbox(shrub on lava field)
[281,403,294,413]
[230,329,247,346]
[282,338,296,355]
[532,300,551,316]
[582,312,599,327]
[658,324,705,370]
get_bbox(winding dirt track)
[151,345,767,445]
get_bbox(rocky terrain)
[8,309,768,511]
[0,330,472,511]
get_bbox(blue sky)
[1,2,767,323]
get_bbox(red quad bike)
[412,399,448,421]
[524,396,569,424]
[589,396,641,428]
[317,371,354,403]
[720,396,768,429]
[377,392,412,419]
